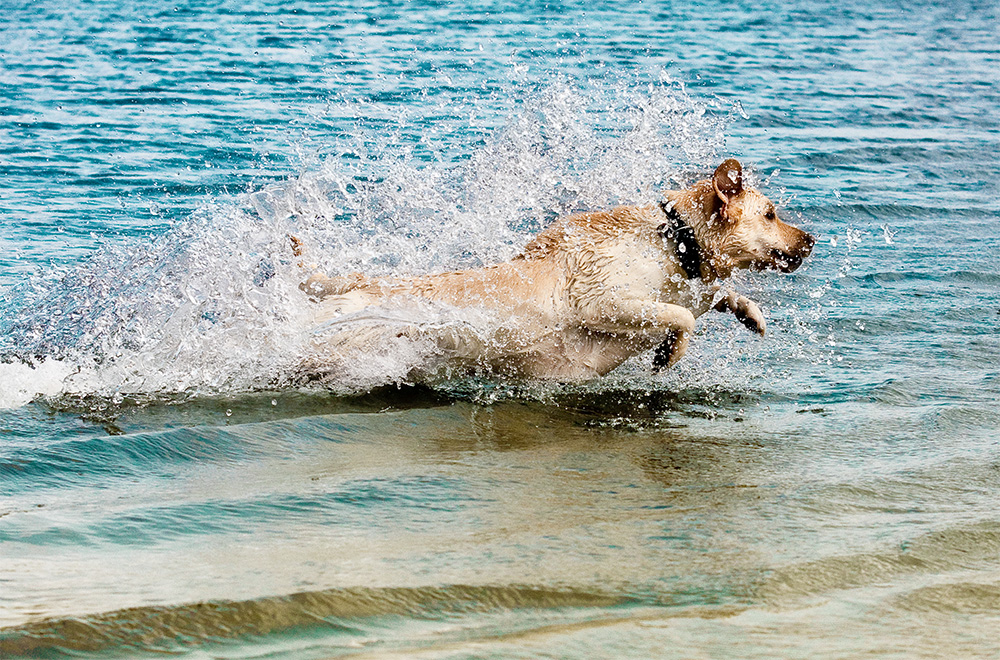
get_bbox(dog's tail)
[290,235,374,299]
[289,234,316,271]
[300,272,374,299]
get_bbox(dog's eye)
[765,210,776,221]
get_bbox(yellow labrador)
[296,159,814,380]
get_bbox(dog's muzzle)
[769,232,815,273]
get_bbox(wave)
[5,517,999,657]
[0,423,265,490]
[0,475,469,547]
[756,519,1000,606]
[0,584,629,657]
[845,269,1000,286]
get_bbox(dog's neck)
[661,181,737,281]
[658,200,705,280]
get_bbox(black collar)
[658,201,703,280]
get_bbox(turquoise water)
[2,0,1000,658]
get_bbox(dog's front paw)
[715,292,766,335]
[652,329,690,371]
[733,297,766,336]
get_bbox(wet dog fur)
[296,159,815,381]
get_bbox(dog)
[294,159,815,381]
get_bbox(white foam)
[0,359,75,408]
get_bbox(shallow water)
[2,0,999,658]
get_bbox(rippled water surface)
[2,0,999,658]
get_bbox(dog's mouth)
[769,250,804,273]
[762,234,815,273]
[752,248,807,273]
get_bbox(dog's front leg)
[714,290,766,335]
[651,328,688,370]
[584,298,697,337]
[582,298,696,370]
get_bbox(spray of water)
[0,73,839,409]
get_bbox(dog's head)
[701,159,815,276]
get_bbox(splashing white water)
[253,76,728,278]
[1,75,790,407]
[0,359,76,409]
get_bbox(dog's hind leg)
[289,236,377,300]
[714,290,766,335]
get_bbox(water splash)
[0,74,821,408]
[259,74,729,278]
[1,202,308,403]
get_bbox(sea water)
[1,0,999,658]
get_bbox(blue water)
[2,0,1000,658]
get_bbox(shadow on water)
[42,385,458,436]
[554,385,763,425]
[42,379,765,438]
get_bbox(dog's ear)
[712,158,743,205]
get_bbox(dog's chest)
[596,237,715,315]
[591,239,669,293]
